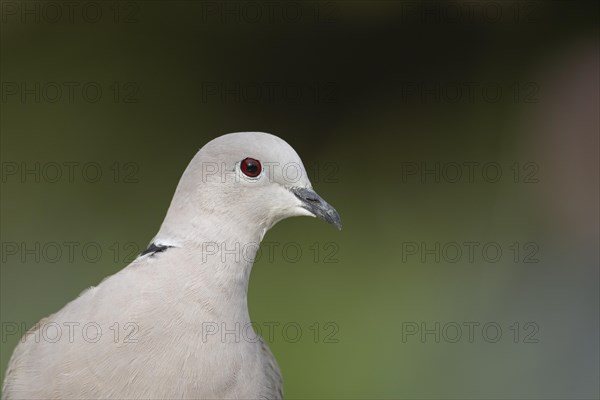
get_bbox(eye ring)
[240,157,262,178]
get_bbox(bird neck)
[154,213,266,323]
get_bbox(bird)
[2,132,341,399]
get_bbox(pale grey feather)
[2,132,340,399]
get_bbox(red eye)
[240,158,262,177]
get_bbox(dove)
[2,132,341,399]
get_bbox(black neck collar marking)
[140,243,173,257]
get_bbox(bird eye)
[240,157,262,178]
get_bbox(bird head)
[159,132,341,243]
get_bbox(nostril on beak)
[290,187,341,230]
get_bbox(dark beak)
[290,187,342,230]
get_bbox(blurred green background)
[1,1,598,398]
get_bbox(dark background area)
[1,1,599,398]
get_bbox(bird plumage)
[3,132,340,399]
